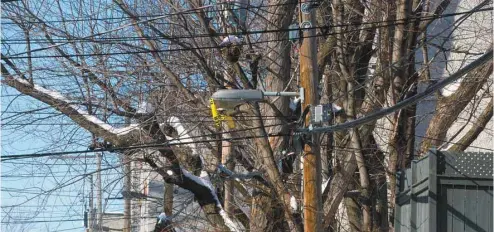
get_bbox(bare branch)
[447,99,493,152]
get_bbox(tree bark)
[222,134,236,216]
[448,99,493,152]
[351,129,372,231]
[419,62,493,155]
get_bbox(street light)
[211,88,304,111]
[209,88,304,128]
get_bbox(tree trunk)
[351,129,372,232]
[164,183,174,216]
[419,62,492,155]
[448,99,493,152]
[222,135,236,216]
[345,194,361,232]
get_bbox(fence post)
[410,161,417,232]
[428,149,438,231]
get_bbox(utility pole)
[56,155,96,232]
[96,152,103,231]
[123,155,132,232]
[219,0,236,217]
[299,1,322,231]
[88,175,94,232]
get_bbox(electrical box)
[289,24,300,41]
[310,104,333,125]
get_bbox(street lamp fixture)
[209,88,304,129]
[211,88,304,111]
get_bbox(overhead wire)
[2,5,488,132]
[4,80,493,160]
[3,25,411,58]
[295,49,493,134]
[3,7,492,59]
[0,218,83,224]
[0,132,289,161]
[2,0,490,187]
[3,4,489,127]
[1,121,291,160]
[1,1,319,25]
[1,5,492,230]
[3,7,490,45]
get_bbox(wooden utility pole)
[299,1,322,231]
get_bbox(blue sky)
[1,85,125,231]
[1,0,143,228]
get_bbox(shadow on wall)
[414,0,460,151]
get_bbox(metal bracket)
[299,87,305,104]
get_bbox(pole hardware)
[310,103,343,125]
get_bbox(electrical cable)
[3,24,406,58]
[1,1,319,25]
[7,4,216,57]
[2,3,488,129]
[295,49,493,134]
[0,122,291,161]
[0,219,83,224]
[4,7,491,44]
[4,7,491,59]
[2,7,490,225]
[0,132,288,160]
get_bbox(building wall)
[102,213,125,231]
[414,0,493,152]
[129,152,163,232]
[129,158,210,231]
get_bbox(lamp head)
[211,89,264,111]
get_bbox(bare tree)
[2,0,492,231]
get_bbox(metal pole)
[263,91,299,97]
[123,156,132,232]
[299,1,322,231]
[89,175,94,232]
[96,153,103,231]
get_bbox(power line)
[3,22,489,60]
[4,7,491,59]
[0,122,290,161]
[7,4,216,57]
[0,24,470,59]
[3,24,405,59]
[1,117,287,126]
[3,7,491,42]
[296,49,493,134]
[0,132,288,160]
[1,3,490,164]
[3,1,325,57]
[1,1,316,25]
[2,8,490,46]
[2,3,487,124]
[3,32,484,44]
[0,218,82,224]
